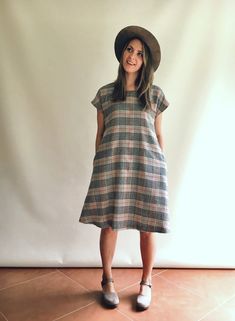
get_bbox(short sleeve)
[158,92,169,113]
[154,87,170,117]
[91,89,102,111]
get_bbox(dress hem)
[79,219,170,234]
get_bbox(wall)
[0,0,234,267]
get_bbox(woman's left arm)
[154,113,164,151]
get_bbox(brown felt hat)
[114,25,161,71]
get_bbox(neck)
[125,72,138,91]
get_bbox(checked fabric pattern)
[79,83,170,233]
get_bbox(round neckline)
[126,90,137,93]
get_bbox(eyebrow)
[128,44,143,53]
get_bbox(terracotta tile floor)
[0,268,234,321]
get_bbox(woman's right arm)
[95,110,105,152]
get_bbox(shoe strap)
[101,277,114,287]
[140,280,152,288]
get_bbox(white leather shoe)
[101,277,119,308]
[136,280,152,310]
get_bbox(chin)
[124,66,139,73]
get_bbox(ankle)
[141,277,152,285]
[140,281,152,289]
[101,279,116,294]
[141,274,152,284]
[102,269,113,279]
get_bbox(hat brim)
[114,25,161,71]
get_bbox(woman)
[79,25,170,310]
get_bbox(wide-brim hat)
[114,25,161,71]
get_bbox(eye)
[137,52,143,57]
[126,46,132,52]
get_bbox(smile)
[127,60,136,66]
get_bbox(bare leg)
[99,227,118,292]
[139,231,156,294]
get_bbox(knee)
[101,227,117,235]
[140,231,153,239]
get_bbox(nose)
[128,51,136,60]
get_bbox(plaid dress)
[79,82,170,233]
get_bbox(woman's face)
[122,38,143,75]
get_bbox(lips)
[127,60,136,66]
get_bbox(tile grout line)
[0,311,9,321]
[152,269,169,276]
[116,308,135,321]
[56,269,90,292]
[51,301,96,321]
[196,292,235,321]
[157,274,204,298]
[157,274,205,298]
[117,269,169,293]
[118,280,140,293]
[0,270,58,292]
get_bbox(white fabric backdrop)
[0,0,234,267]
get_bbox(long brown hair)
[112,38,155,111]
